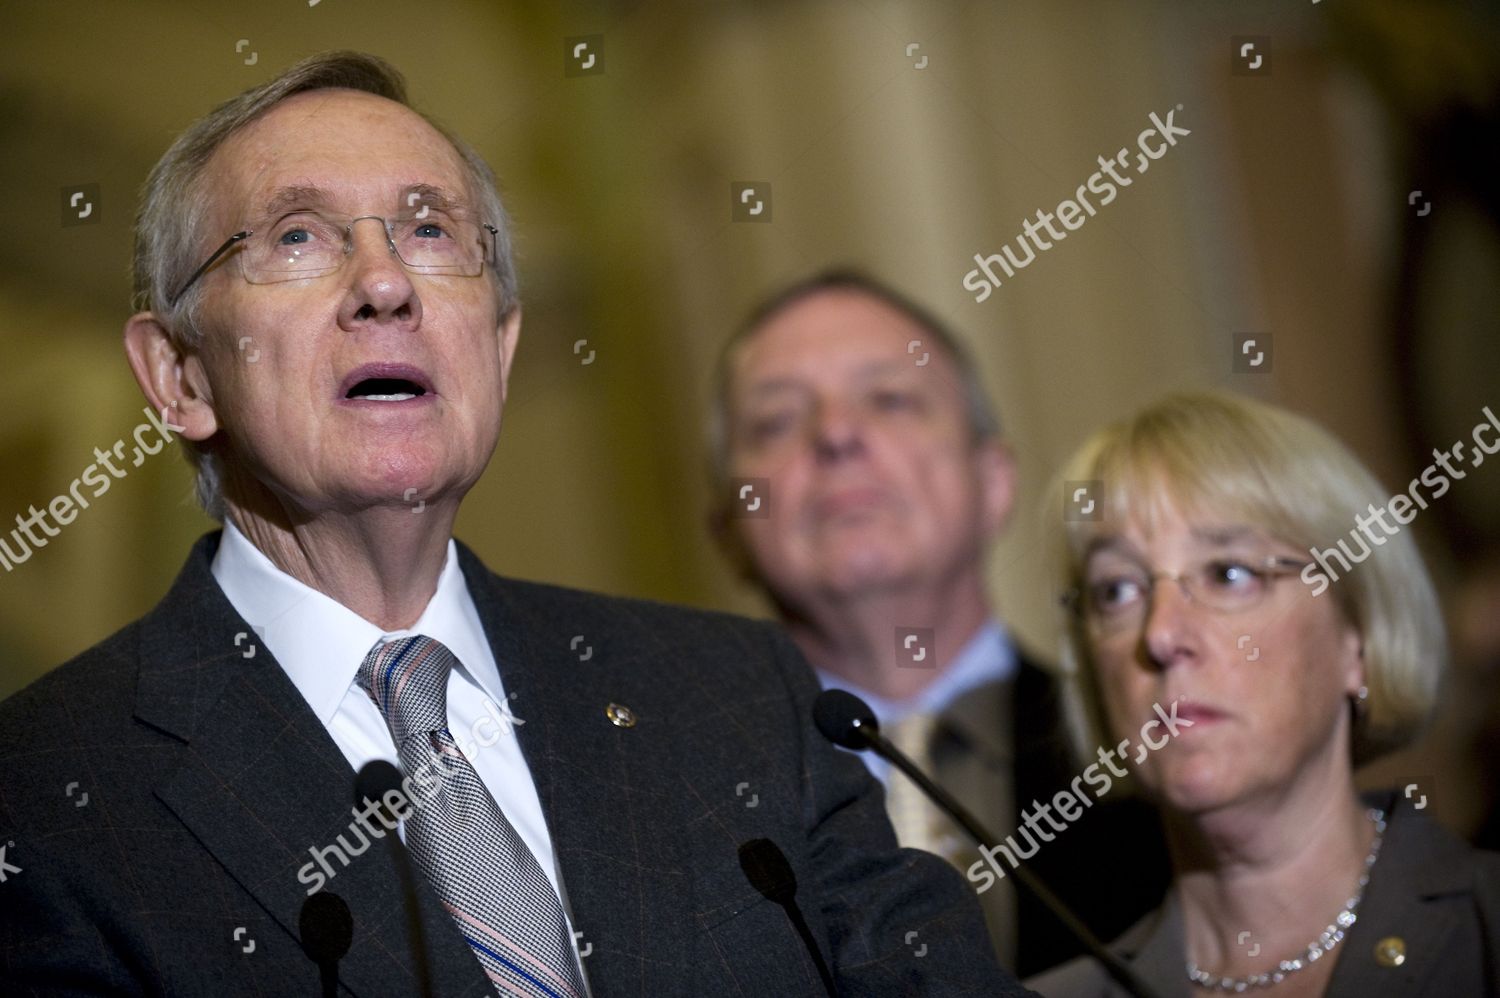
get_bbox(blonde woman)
[1028,392,1500,997]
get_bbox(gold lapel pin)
[1374,936,1406,968]
[605,702,637,728]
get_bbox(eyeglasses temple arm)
[167,230,252,307]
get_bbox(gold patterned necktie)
[883,711,947,856]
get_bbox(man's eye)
[413,223,447,239]
[745,413,796,442]
[272,216,334,246]
[870,389,919,411]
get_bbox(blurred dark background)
[2,0,1497,837]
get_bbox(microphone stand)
[356,761,434,998]
[381,818,435,998]
[828,706,1162,998]
[299,891,352,998]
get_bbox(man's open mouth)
[345,377,427,402]
[338,364,435,402]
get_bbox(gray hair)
[706,269,1002,491]
[131,50,519,520]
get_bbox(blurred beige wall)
[2,0,1494,838]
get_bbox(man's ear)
[497,305,522,398]
[706,497,762,584]
[122,312,218,443]
[975,437,1018,540]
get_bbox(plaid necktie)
[358,635,588,998]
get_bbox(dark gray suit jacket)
[0,532,1026,997]
[1025,790,1500,997]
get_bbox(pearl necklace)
[1185,807,1387,992]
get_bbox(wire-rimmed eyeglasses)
[1062,555,1311,634]
[167,210,499,307]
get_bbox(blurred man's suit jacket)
[889,649,1171,978]
[0,532,1025,997]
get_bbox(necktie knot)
[357,634,455,747]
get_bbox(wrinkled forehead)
[202,89,475,228]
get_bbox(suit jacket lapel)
[937,678,1014,844]
[1328,792,1478,995]
[1118,893,1191,997]
[458,544,694,995]
[1011,648,1075,799]
[137,533,494,998]
[935,648,1074,860]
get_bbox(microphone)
[299,891,353,998]
[738,839,838,997]
[356,760,434,998]
[812,688,882,752]
[813,689,1162,998]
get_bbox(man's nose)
[811,400,866,462]
[338,217,422,329]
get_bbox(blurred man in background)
[710,270,1170,976]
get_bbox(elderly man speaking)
[0,53,1021,998]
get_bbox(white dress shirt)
[210,521,571,918]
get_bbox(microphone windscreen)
[299,891,354,963]
[738,838,798,905]
[812,689,879,749]
[355,759,404,813]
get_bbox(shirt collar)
[209,521,503,725]
[815,619,1017,726]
